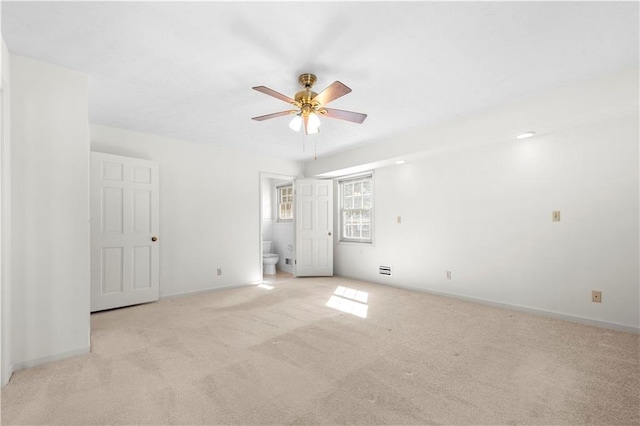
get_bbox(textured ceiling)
[2,2,638,161]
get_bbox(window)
[277,184,293,221]
[339,173,373,243]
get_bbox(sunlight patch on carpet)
[326,286,369,318]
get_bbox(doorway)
[259,173,335,281]
[259,172,296,282]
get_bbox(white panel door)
[90,152,159,312]
[295,179,333,277]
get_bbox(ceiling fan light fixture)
[306,112,321,134]
[289,114,302,132]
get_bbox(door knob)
[151,236,158,242]
[328,232,332,236]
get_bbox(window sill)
[338,239,374,245]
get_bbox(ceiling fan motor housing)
[295,74,320,115]
[295,90,319,109]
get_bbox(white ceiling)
[2,1,638,161]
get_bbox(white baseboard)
[160,281,260,300]
[337,274,640,335]
[12,346,91,372]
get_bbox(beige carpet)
[2,274,639,425]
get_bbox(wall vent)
[285,258,292,265]
[379,265,392,276]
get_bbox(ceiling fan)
[251,73,367,135]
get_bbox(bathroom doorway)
[259,172,296,282]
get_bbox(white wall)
[11,55,91,368]
[1,37,13,385]
[315,68,640,332]
[90,124,303,297]
[334,114,638,331]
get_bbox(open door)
[90,152,160,312]
[295,179,333,277]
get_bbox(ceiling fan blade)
[251,110,297,121]
[312,81,352,105]
[252,86,297,105]
[321,108,367,124]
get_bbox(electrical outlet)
[446,271,452,280]
[592,291,602,303]
[397,216,402,224]
[217,268,222,276]
[552,211,561,222]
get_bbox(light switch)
[552,211,561,222]
[397,216,402,224]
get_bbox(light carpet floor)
[1,274,639,425]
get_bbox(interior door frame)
[258,172,296,282]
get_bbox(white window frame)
[277,183,293,222]
[338,172,374,244]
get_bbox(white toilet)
[262,241,280,275]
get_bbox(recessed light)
[395,160,406,164]
[516,131,536,139]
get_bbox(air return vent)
[379,265,392,276]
